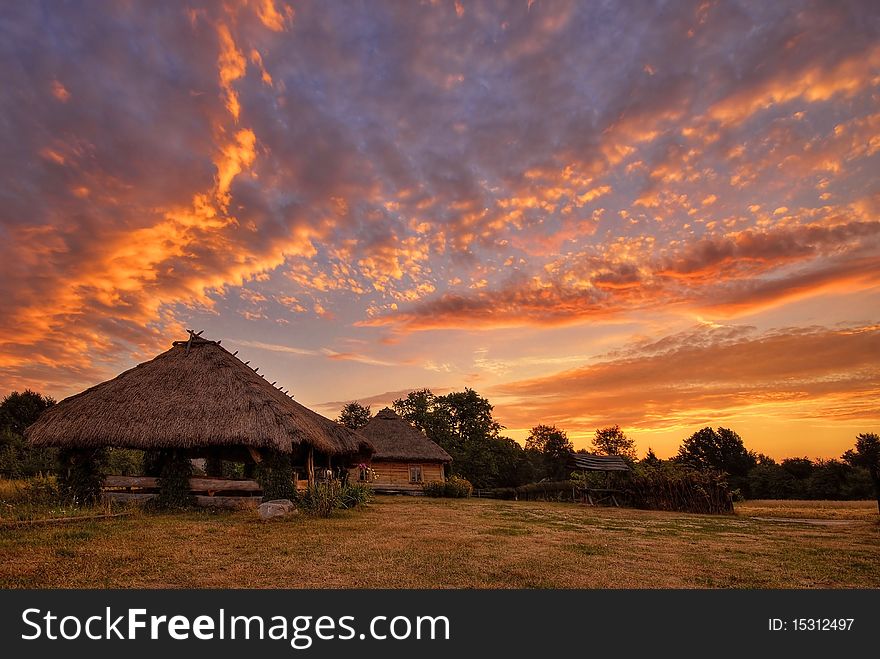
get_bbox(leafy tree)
[592,425,637,462]
[0,390,56,435]
[675,427,756,495]
[843,433,880,513]
[337,401,371,430]
[436,388,503,443]
[0,390,57,478]
[393,388,512,489]
[393,389,455,446]
[392,389,438,433]
[676,427,756,476]
[747,463,797,499]
[526,425,573,480]
[780,457,814,481]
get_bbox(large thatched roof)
[358,408,452,463]
[26,335,373,457]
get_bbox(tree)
[642,447,662,468]
[392,389,436,434]
[337,401,371,430]
[526,425,573,480]
[676,427,755,475]
[843,433,880,513]
[436,388,503,444]
[392,388,514,489]
[0,390,55,435]
[592,425,637,461]
[675,427,757,495]
[0,390,56,478]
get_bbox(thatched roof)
[358,408,452,463]
[26,335,373,457]
[568,452,631,472]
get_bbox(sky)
[1,0,878,460]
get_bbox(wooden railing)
[102,475,263,509]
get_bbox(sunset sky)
[1,0,878,459]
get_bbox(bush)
[57,447,107,505]
[444,475,473,498]
[515,480,578,502]
[297,482,342,517]
[153,449,195,510]
[21,475,59,505]
[339,482,372,509]
[422,476,473,498]
[489,486,518,500]
[625,465,733,514]
[257,451,296,502]
[422,481,446,497]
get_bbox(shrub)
[297,482,342,517]
[153,449,195,510]
[444,475,473,498]
[257,451,296,502]
[22,475,59,505]
[515,480,578,502]
[339,482,372,509]
[624,465,733,514]
[489,486,518,500]
[423,476,474,498]
[57,447,107,505]
[422,480,446,497]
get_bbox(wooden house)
[351,408,452,493]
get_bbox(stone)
[258,498,298,520]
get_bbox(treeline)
[340,389,879,505]
[4,388,879,508]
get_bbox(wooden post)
[307,446,315,487]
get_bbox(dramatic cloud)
[1,1,877,456]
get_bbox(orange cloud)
[491,324,880,450]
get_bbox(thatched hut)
[27,333,373,504]
[351,408,451,493]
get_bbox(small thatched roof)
[568,452,631,472]
[26,334,373,457]
[358,408,452,463]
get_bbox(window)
[409,465,423,483]
[359,466,369,482]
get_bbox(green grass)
[0,496,877,588]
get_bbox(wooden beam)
[103,475,261,493]
[246,447,263,464]
[307,446,315,487]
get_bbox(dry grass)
[0,497,877,589]
[736,499,878,520]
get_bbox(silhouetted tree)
[0,390,55,435]
[592,425,637,462]
[844,433,880,513]
[642,447,662,468]
[337,401,371,429]
[526,425,573,480]
[675,427,756,495]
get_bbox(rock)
[258,498,298,520]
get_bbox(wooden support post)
[307,446,315,487]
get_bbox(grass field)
[1,496,877,589]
